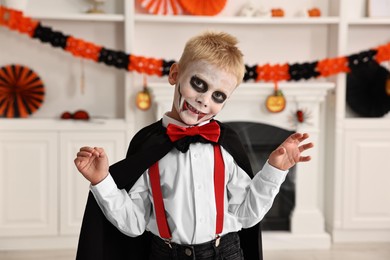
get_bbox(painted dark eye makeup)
[212,91,227,103]
[190,75,207,93]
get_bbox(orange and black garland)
[1,5,390,82]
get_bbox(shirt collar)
[162,113,211,128]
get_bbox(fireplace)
[224,121,296,231]
[149,82,333,249]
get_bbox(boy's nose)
[196,94,210,108]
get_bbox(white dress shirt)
[91,114,288,245]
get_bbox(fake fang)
[182,101,207,121]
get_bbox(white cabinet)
[343,126,390,230]
[330,120,390,242]
[0,132,58,237]
[0,128,127,250]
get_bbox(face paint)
[170,61,238,126]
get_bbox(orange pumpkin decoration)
[308,8,321,17]
[178,0,227,16]
[136,76,152,111]
[0,64,45,118]
[136,88,152,111]
[271,8,284,17]
[266,89,286,113]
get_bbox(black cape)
[76,120,263,260]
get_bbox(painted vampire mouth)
[183,101,206,117]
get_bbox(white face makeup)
[169,61,238,126]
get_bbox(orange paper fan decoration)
[138,0,185,15]
[178,0,227,16]
[0,64,45,118]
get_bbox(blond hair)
[178,31,245,85]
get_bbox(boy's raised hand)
[74,147,109,185]
[268,133,314,171]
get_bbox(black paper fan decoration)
[0,64,45,118]
[346,61,390,117]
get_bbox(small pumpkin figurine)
[271,8,284,17]
[136,75,152,111]
[265,82,286,113]
[308,8,321,17]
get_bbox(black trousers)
[148,232,244,260]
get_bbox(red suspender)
[148,144,225,240]
[213,145,225,236]
[149,162,171,239]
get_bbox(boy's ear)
[168,63,179,85]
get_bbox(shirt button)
[193,153,198,159]
[185,248,192,256]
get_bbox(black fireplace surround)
[225,121,296,231]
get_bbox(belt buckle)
[215,235,221,247]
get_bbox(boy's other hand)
[268,133,313,171]
[74,147,109,185]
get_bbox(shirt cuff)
[258,160,289,185]
[90,173,117,198]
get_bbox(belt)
[151,232,240,258]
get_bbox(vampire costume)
[76,120,263,260]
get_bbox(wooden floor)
[0,243,389,259]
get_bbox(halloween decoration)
[1,5,389,83]
[0,64,45,118]
[308,8,321,17]
[137,0,184,15]
[86,0,106,14]
[289,107,312,128]
[237,2,258,17]
[61,111,72,119]
[136,75,152,111]
[60,110,90,120]
[178,0,227,16]
[271,8,284,17]
[73,109,90,120]
[346,61,390,117]
[265,82,286,113]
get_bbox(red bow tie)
[166,121,221,143]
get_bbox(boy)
[75,31,313,260]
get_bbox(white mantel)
[149,82,334,249]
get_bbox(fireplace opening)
[224,121,296,231]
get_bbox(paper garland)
[0,5,389,83]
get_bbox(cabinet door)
[0,132,58,237]
[343,129,390,229]
[59,131,126,235]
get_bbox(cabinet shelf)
[135,14,340,25]
[0,118,128,131]
[348,18,390,25]
[29,13,125,22]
